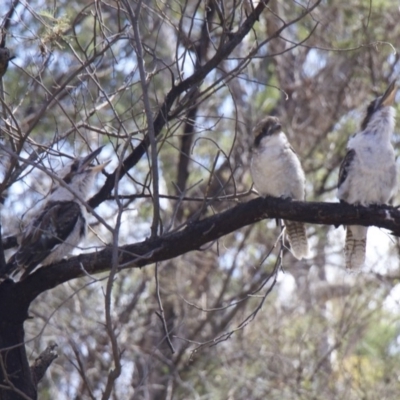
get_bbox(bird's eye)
[262,126,270,135]
[367,103,374,114]
[70,162,79,173]
[63,174,72,184]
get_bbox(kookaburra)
[338,81,398,270]
[3,147,109,280]
[250,116,309,259]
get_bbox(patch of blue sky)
[385,284,400,314]
[177,44,195,79]
[303,49,327,78]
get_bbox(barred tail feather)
[344,226,367,270]
[284,220,309,260]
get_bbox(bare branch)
[154,262,176,354]
[30,341,58,386]
[5,197,400,305]
[124,0,161,237]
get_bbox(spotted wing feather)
[5,201,83,277]
[338,149,356,189]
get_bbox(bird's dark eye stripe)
[261,122,276,136]
[361,99,379,130]
[70,163,79,172]
[63,174,72,184]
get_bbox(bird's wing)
[286,143,307,195]
[8,201,83,275]
[338,149,356,189]
[287,143,303,164]
[288,144,298,155]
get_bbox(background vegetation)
[1,0,400,399]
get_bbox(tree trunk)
[0,280,36,399]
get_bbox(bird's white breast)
[250,132,305,200]
[339,133,397,205]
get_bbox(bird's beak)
[81,146,104,167]
[91,159,111,172]
[273,122,282,133]
[80,146,110,172]
[380,80,397,107]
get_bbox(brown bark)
[8,197,400,298]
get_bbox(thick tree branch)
[5,197,400,307]
[30,342,58,386]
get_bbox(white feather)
[338,107,397,205]
[251,132,305,200]
[251,126,309,259]
[338,104,397,269]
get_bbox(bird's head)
[52,146,110,200]
[253,116,282,148]
[361,80,397,131]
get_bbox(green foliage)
[2,0,400,398]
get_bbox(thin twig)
[101,135,126,400]
[155,263,176,354]
[125,0,161,238]
[0,356,33,400]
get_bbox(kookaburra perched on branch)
[3,147,109,280]
[338,82,397,269]
[338,81,398,270]
[250,116,309,259]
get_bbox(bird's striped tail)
[284,220,309,260]
[344,225,367,270]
